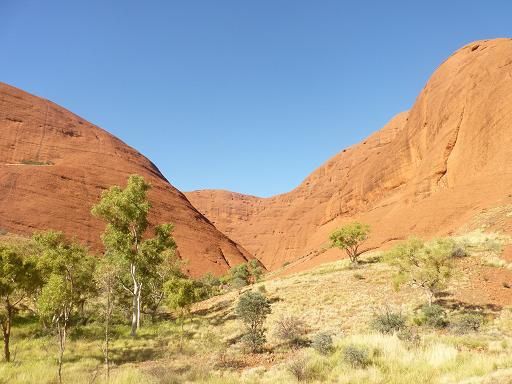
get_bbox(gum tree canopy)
[92,175,176,336]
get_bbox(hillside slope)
[187,38,512,270]
[0,82,251,276]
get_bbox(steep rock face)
[0,82,251,276]
[187,38,512,270]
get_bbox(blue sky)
[1,1,511,197]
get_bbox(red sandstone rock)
[0,82,252,277]
[187,38,512,271]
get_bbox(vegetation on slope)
[1,186,512,383]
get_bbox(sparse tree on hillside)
[226,260,265,290]
[164,276,202,350]
[35,231,96,384]
[0,241,41,362]
[329,222,371,263]
[235,291,271,353]
[248,259,264,283]
[228,263,250,289]
[384,237,455,306]
[92,175,176,336]
[143,252,184,322]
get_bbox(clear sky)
[1,1,512,197]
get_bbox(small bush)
[274,316,307,346]
[311,331,333,355]
[343,345,371,368]
[20,159,53,166]
[287,355,311,381]
[452,313,484,334]
[482,238,503,254]
[241,330,266,353]
[235,291,272,353]
[230,276,249,289]
[370,308,407,334]
[397,327,421,346]
[417,304,448,328]
[198,272,222,298]
[452,246,468,258]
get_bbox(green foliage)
[228,264,249,288]
[91,175,151,257]
[34,231,96,317]
[0,240,41,361]
[248,259,264,282]
[370,308,407,334]
[34,231,96,383]
[164,277,202,315]
[235,291,271,352]
[329,222,370,263]
[91,175,177,335]
[343,345,371,368]
[198,272,222,298]
[142,248,184,320]
[225,260,265,289]
[416,304,447,328]
[311,332,334,355]
[0,240,41,304]
[241,330,267,353]
[37,274,72,322]
[384,237,455,305]
[452,313,484,334]
[396,327,421,345]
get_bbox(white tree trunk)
[130,263,138,336]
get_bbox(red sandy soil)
[187,38,512,274]
[0,82,252,277]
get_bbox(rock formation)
[0,82,251,276]
[187,38,512,271]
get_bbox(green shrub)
[370,309,407,334]
[198,272,222,298]
[311,332,334,355]
[235,291,271,353]
[230,276,248,289]
[343,345,371,368]
[397,327,421,346]
[226,260,265,289]
[329,222,371,264]
[241,330,266,352]
[452,313,484,334]
[417,304,448,328]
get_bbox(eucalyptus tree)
[329,222,371,263]
[0,240,41,362]
[384,237,455,306]
[35,231,96,383]
[92,175,176,336]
